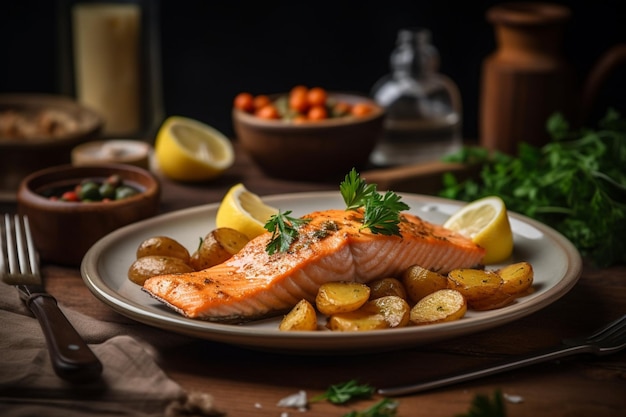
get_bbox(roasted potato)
[315,281,370,316]
[136,236,190,263]
[326,309,388,331]
[497,261,534,296]
[190,227,250,271]
[402,265,449,303]
[448,267,520,311]
[128,255,195,285]
[409,289,467,325]
[447,268,502,305]
[368,277,408,300]
[279,299,318,331]
[365,295,410,328]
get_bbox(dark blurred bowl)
[0,93,104,199]
[232,92,385,181]
[17,164,160,266]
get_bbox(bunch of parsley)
[440,109,626,267]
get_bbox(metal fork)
[378,314,626,396]
[1,213,102,382]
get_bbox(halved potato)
[128,255,195,285]
[365,295,410,328]
[279,299,318,331]
[326,309,388,331]
[447,268,502,305]
[136,236,190,263]
[409,289,467,325]
[190,227,250,271]
[497,261,534,296]
[315,281,370,316]
[368,277,408,300]
[402,265,449,303]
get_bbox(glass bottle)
[370,28,462,166]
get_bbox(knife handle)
[28,293,103,383]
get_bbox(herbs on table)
[440,109,626,267]
[311,379,398,417]
[311,379,375,404]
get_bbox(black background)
[2,0,625,140]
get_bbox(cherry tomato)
[61,190,79,202]
[351,103,375,117]
[289,91,309,113]
[255,105,280,119]
[307,105,328,121]
[253,95,271,111]
[290,85,308,96]
[307,87,327,107]
[332,101,352,117]
[234,92,254,112]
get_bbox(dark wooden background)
[2,0,625,140]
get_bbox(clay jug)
[479,2,626,154]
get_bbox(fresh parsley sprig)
[264,210,310,255]
[341,168,409,235]
[440,109,626,267]
[343,398,399,417]
[341,168,378,210]
[311,379,375,404]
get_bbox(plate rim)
[81,191,583,353]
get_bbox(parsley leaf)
[264,210,310,255]
[341,168,409,236]
[455,390,506,417]
[311,379,375,404]
[342,398,399,417]
[341,168,378,210]
[440,109,626,267]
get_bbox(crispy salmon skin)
[142,209,485,322]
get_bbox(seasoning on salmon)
[142,209,485,322]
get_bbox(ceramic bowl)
[16,164,160,266]
[232,92,385,181]
[0,93,104,198]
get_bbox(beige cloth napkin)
[0,282,223,417]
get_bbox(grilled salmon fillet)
[142,209,485,322]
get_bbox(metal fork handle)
[24,290,103,383]
[378,343,591,396]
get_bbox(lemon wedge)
[216,183,279,240]
[154,116,234,182]
[443,196,514,264]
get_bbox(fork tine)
[4,214,19,276]
[18,215,39,277]
[585,315,626,343]
[1,213,40,284]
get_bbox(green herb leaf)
[455,390,507,417]
[340,168,409,236]
[341,168,378,210]
[264,210,310,255]
[311,379,375,404]
[440,109,626,267]
[342,398,399,417]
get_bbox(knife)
[1,214,102,383]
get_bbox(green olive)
[115,185,139,200]
[78,181,101,201]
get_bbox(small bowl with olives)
[16,164,160,266]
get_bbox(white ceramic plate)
[81,192,582,354]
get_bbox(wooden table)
[4,145,625,416]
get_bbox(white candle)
[72,3,141,136]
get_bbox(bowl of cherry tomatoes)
[232,86,385,181]
[16,163,160,266]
